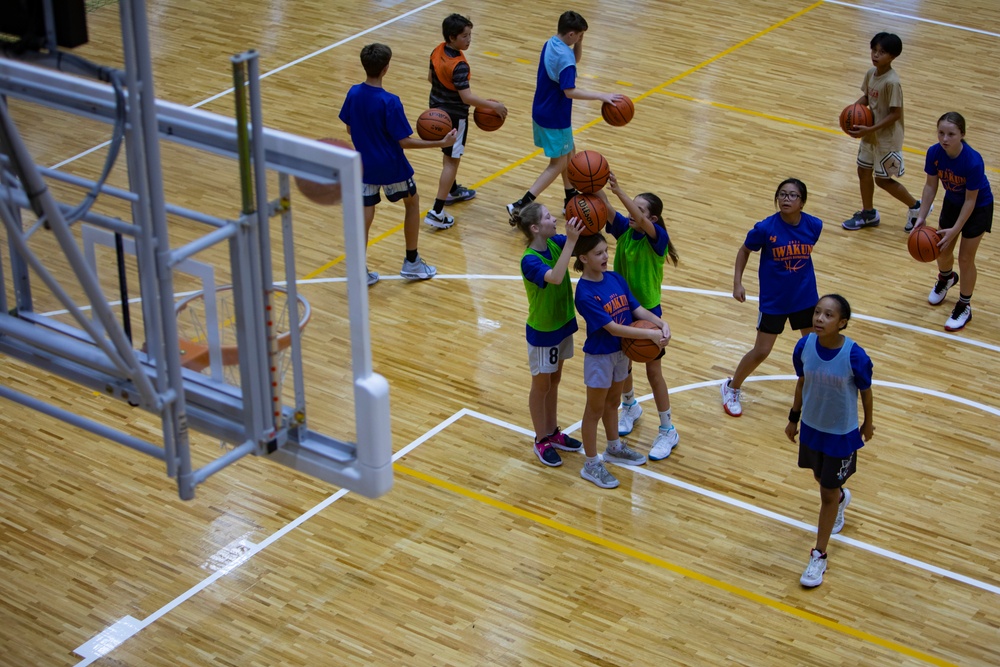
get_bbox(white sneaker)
[928,272,958,305]
[424,209,455,229]
[603,442,647,466]
[905,202,931,232]
[400,256,437,280]
[581,461,619,489]
[617,401,642,435]
[720,378,742,417]
[945,302,972,332]
[800,549,827,588]
[832,488,851,534]
[366,268,380,287]
[649,426,679,461]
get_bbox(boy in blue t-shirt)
[505,11,625,224]
[339,43,457,285]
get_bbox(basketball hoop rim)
[174,285,311,365]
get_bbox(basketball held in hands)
[622,321,663,363]
[417,109,453,140]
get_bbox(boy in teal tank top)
[596,175,681,461]
[515,203,586,467]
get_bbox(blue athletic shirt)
[793,334,873,457]
[521,235,579,347]
[532,36,576,130]
[574,271,640,355]
[338,83,414,186]
[743,212,822,315]
[924,142,994,208]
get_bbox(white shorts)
[527,335,574,375]
[583,350,630,389]
[857,142,904,179]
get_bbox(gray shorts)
[527,336,574,375]
[583,350,630,389]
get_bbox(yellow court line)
[304,1,825,279]
[395,462,957,667]
[655,89,1000,173]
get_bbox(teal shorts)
[532,122,574,158]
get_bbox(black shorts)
[939,198,993,238]
[798,443,857,489]
[438,112,469,158]
[757,305,815,335]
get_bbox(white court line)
[41,275,1000,354]
[73,407,471,665]
[52,0,447,170]
[824,0,1000,39]
[472,378,1000,597]
[72,378,1000,663]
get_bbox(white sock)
[606,438,621,451]
[659,408,673,430]
[621,390,635,405]
[586,455,600,466]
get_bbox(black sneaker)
[842,209,880,230]
[533,438,562,467]
[506,200,522,226]
[549,428,582,452]
[563,189,581,216]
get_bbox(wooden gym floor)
[2,0,999,665]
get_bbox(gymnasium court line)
[654,90,1000,174]
[51,0,449,170]
[41,279,1000,355]
[301,0,826,279]
[73,394,987,667]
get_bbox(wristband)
[788,409,801,423]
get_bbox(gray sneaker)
[366,269,380,287]
[604,442,647,466]
[581,461,619,489]
[842,209,880,230]
[400,256,437,280]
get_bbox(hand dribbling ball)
[622,321,663,363]
[602,96,634,127]
[567,150,610,194]
[564,193,609,235]
[417,109,453,140]
[839,103,874,135]
[473,102,504,131]
[294,138,353,206]
[908,226,941,262]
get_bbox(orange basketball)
[839,103,874,134]
[567,150,610,194]
[908,226,941,262]
[473,102,504,131]
[602,96,634,127]
[293,138,353,206]
[564,193,609,235]
[621,321,662,363]
[417,109,452,140]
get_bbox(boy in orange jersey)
[423,13,508,230]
